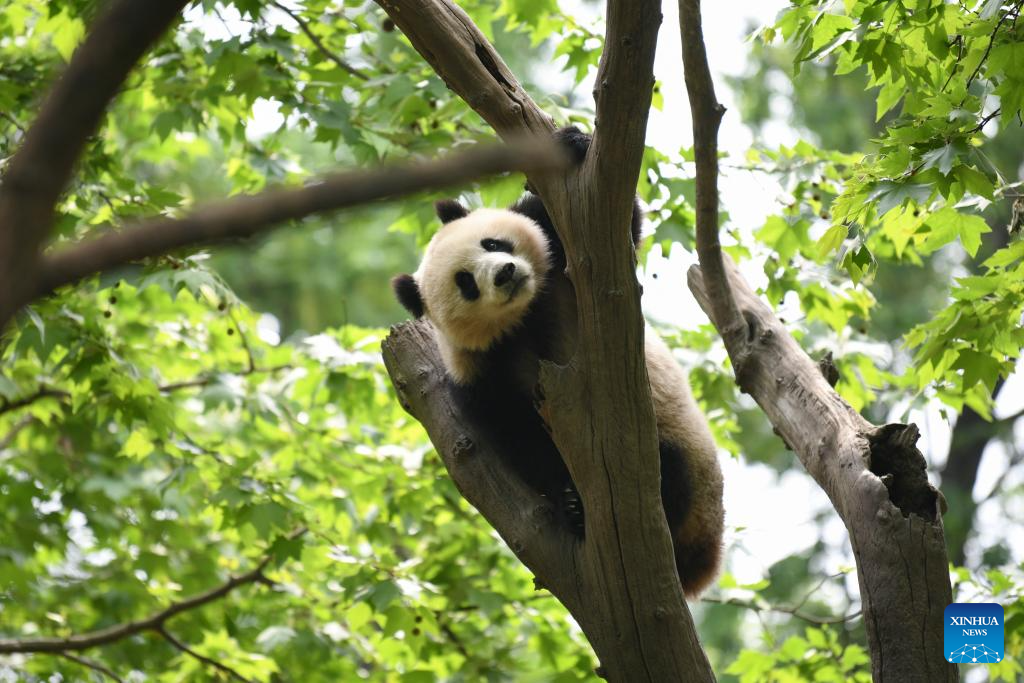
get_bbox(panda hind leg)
[659,440,721,597]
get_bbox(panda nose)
[494,262,516,287]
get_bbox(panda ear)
[435,199,469,224]
[392,274,425,318]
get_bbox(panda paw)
[561,482,585,537]
[553,126,591,164]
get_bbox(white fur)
[413,206,723,596]
[416,209,551,383]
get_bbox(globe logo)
[944,603,1004,665]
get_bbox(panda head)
[392,199,551,358]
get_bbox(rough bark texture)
[679,2,956,679]
[378,0,715,680]
[687,265,955,681]
[32,143,564,299]
[0,0,189,329]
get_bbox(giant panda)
[391,128,724,598]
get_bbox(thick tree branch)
[589,0,661,217]
[0,529,305,654]
[679,2,955,679]
[30,143,564,303]
[677,0,741,344]
[382,319,572,580]
[537,1,715,680]
[0,0,189,328]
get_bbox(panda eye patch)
[481,238,513,253]
[454,270,480,301]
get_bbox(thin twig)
[0,111,26,135]
[157,626,251,683]
[56,652,124,682]
[980,444,1023,503]
[0,363,297,417]
[158,363,295,392]
[0,386,68,416]
[0,414,36,449]
[941,35,965,92]
[963,0,1023,95]
[970,108,1002,133]
[227,309,257,372]
[0,528,306,654]
[702,595,862,626]
[269,0,368,80]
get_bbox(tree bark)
[378,0,715,679]
[31,143,564,300]
[678,1,956,680]
[0,0,189,329]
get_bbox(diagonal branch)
[0,529,305,654]
[0,0,189,328]
[56,652,124,683]
[679,1,955,680]
[382,319,572,578]
[30,142,564,303]
[269,0,368,80]
[157,626,251,683]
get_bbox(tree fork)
[378,0,714,679]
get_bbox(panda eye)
[454,270,480,301]
[481,238,513,253]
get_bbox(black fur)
[515,126,644,253]
[435,199,469,224]
[406,128,661,542]
[391,273,424,318]
[454,270,480,301]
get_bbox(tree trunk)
[376,0,718,679]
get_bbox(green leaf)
[122,430,155,459]
[922,208,990,256]
[817,223,847,258]
[955,349,1002,392]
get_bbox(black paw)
[561,482,585,537]
[554,125,591,164]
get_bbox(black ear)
[392,274,425,318]
[435,199,469,224]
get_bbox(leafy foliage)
[1,0,1023,680]
[747,0,1024,418]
